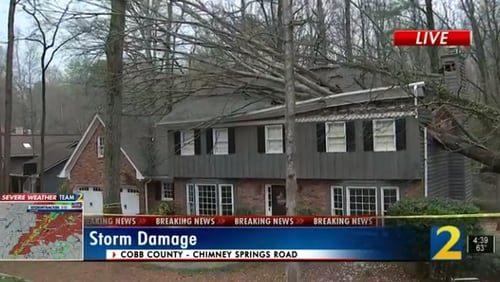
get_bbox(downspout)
[144,179,152,214]
[424,128,428,198]
[414,83,428,198]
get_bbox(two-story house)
[156,51,473,216]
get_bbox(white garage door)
[121,187,140,215]
[75,186,103,215]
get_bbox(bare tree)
[2,0,17,192]
[282,0,300,281]
[23,0,80,192]
[103,0,127,214]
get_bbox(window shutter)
[282,125,286,153]
[194,129,201,155]
[395,118,407,150]
[206,128,213,154]
[316,123,326,152]
[346,121,356,152]
[257,126,265,153]
[228,128,235,154]
[363,121,373,151]
[174,131,181,155]
[155,184,162,201]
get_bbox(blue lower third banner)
[84,227,430,261]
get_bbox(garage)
[75,186,103,215]
[120,187,140,215]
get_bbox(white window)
[218,184,234,215]
[331,186,344,215]
[265,125,283,154]
[181,130,195,156]
[213,128,229,155]
[186,184,234,216]
[23,143,32,149]
[326,122,346,152]
[373,119,396,152]
[346,187,377,216]
[97,136,104,158]
[161,182,174,201]
[381,187,400,215]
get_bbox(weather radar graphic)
[0,194,83,260]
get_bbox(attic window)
[23,143,32,149]
[443,61,456,72]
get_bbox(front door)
[271,185,287,215]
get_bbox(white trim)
[218,184,234,215]
[161,182,174,201]
[381,186,400,215]
[325,122,347,152]
[264,125,283,154]
[213,128,229,155]
[97,136,104,158]
[346,186,378,216]
[57,114,145,180]
[265,184,272,216]
[186,184,195,215]
[180,130,195,156]
[330,186,344,215]
[423,127,429,197]
[373,119,396,152]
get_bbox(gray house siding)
[167,117,422,180]
[41,162,67,193]
[426,136,473,201]
[426,137,450,198]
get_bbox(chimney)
[439,47,467,97]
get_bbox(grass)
[0,274,27,282]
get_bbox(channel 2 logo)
[430,225,464,260]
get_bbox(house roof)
[157,81,426,128]
[58,114,150,180]
[9,135,80,176]
[24,140,78,172]
[9,135,79,157]
[157,94,275,126]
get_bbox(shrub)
[152,202,176,215]
[386,197,500,280]
[235,207,255,215]
[295,207,318,215]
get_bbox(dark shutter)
[206,128,213,154]
[257,126,265,153]
[395,118,407,150]
[155,184,162,201]
[316,123,326,152]
[194,129,201,155]
[228,128,235,154]
[363,121,373,151]
[282,125,286,153]
[174,131,181,155]
[346,121,356,152]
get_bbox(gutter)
[144,179,152,214]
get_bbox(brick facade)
[172,178,424,216]
[67,123,146,213]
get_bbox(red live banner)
[85,215,377,227]
[393,30,471,46]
